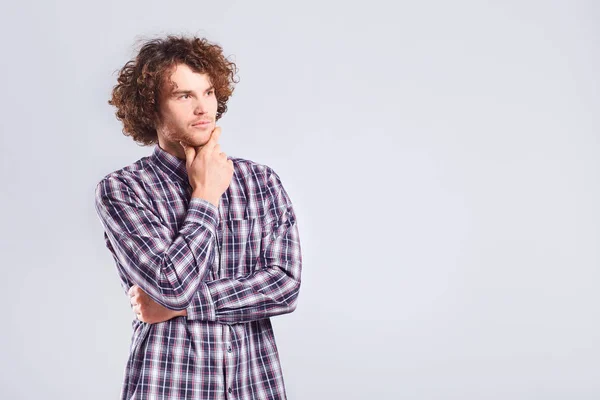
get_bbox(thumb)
[179,141,195,167]
[210,126,222,142]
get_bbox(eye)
[207,89,214,96]
[179,94,191,99]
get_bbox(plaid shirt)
[94,144,302,400]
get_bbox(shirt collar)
[150,144,189,183]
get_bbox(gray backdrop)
[1,0,598,399]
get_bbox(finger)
[180,141,195,166]
[203,127,221,154]
[210,126,222,142]
[179,141,196,167]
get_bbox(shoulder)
[95,156,152,201]
[228,156,293,211]
[227,156,291,215]
[228,155,280,186]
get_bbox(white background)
[0,1,598,399]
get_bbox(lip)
[192,120,211,126]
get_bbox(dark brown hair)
[108,35,239,145]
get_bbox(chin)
[186,134,211,147]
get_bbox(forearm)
[96,178,220,310]
[185,210,302,324]
[185,268,301,323]
[182,166,303,324]
[126,198,218,309]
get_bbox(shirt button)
[227,346,232,353]
[228,387,233,394]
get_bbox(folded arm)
[184,167,303,324]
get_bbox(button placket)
[224,325,236,397]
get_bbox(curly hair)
[108,35,239,146]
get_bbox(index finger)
[211,126,221,141]
[203,126,222,154]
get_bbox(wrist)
[191,190,219,207]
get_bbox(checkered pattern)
[94,144,302,399]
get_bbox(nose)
[193,98,208,114]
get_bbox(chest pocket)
[217,199,265,277]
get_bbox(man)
[94,35,302,400]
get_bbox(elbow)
[155,275,196,311]
[287,298,299,314]
[157,286,195,311]
[264,274,301,318]
[283,279,301,314]
[145,288,191,311]
[156,253,212,310]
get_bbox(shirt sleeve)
[184,167,303,324]
[94,175,219,310]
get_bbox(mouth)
[192,120,212,127]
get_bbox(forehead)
[163,63,212,91]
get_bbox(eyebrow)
[171,86,214,96]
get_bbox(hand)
[128,284,185,324]
[179,126,234,207]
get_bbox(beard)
[163,122,214,148]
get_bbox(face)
[156,63,218,156]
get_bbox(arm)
[94,175,219,311]
[184,167,303,324]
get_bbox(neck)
[158,137,186,161]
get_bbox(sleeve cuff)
[185,282,216,321]
[184,197,219,234]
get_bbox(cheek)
[165,111,189,132]
[164,103,189,121]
